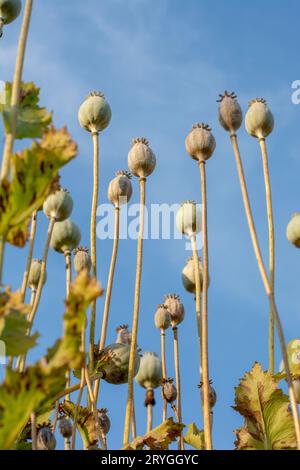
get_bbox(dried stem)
[71,325,86,450]
[0,236,5,288]
[259,137,275,375]
[230,133,300,448]
[64,250,72,450]
[172,326,184,450]
[147,403,153,433]
[198,160,212,450]
[21,211,38,302]
[190,236,203,378]
[123,177,146,446]
[1,0,33,180]
[30,412,37,451]
[161,329,168,421]
[131,401,137,439]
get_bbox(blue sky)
[1,0,300,450]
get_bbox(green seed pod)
[36,426,56,451]
[108,170,133,207]
[98,408,111,435]
[128,137,156,178]
[154,304,171,330]
[182,256,207,294]
[50,219,81,254]
[58,417,72,439]
[28,259,47,291]
[43,188,73,222]
[286,213,300,248]
[78,91,112,133]
[116,324,132,345]
[185,123,216,162]
[100,343,140,385]
[245,98,274,139]
[176,200,201,237]
[199,382,217,409]
[135,352,163,390]
[217,91,243,133]
[161,378,177,404]
[0,0,21,37]
[280,339,300,379]
[164,294,185,327]
[73,246,91,274]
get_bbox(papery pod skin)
[162,378,177,403]
[164,294,185,327]
[185,123,216,162]
[154,304,171,330]
[78,91,112,133]
[135,351,163,390]
[218,91,243,133]
[286,213,300,248]
[176,200,201,237]
[36,427,56,451]
[108,170,133,207]
[58,417,73,439]
[245,98,274,139]
[182,256,207,294]
[28,259,47,290]
[50,219,81,254]
[100,343,140,385]
[116,324,132,345]
[98,408,111,435]
[73,246,92,274]
[0,0,21,29]
[128,137,156,178]
[200,383,217,409]
[43,188,73,222]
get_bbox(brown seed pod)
[217,91,243,133]
[164,294,185,327]
[128,137,156,178]
[199,381,217,409]
[58,417,73,439]
[98,408,111,435]
[116,324,132,345]
[154,304,171,330]
[73,246,92,273]
[108,170,133,207]
[161,377,177,404]
[185,123,216,162]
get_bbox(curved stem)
[230,133,300,449]
[123,177,146,446]
[147,404,153,433]
[94,206,120,401]
[259,138,275,375]
[173,326,184,450]
[198,161,212,450]
[1,0,33,180]
[21,211,38,302]
[161,329,167,421]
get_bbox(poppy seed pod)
[154,304,171,330]
[116,324,132,345]
[199,383,217,409]
[108,170,133,207]
[162,378,177,404]
[28,259,47,291]
[176,200,201,237]
[50,219,81,254]
[98,408,111,435]
[78,91,112,133]
[43,188,73,222]
[0,0,21,37]
[185,123,216,162]
[99,343,140,385]
[73,246,92,274]
[245,98,274,139]
[286,213,300,248]
[182,256,207,294]
[164,294,185,327]
[135,352,163,390]
[58,417,73,439]
[217,91,243,133]
[36,426,56,451]
[128,137,156,178]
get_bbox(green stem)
[21,210,38,302]
[0,236,5,288]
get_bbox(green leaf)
[123,418,185,450]
[61,401,99,450]
[0,82,52,139]
[184,423,205,450]
[233,362,297,450]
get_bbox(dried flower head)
[176,200,202,237]
[245,98,274,139]
[108,170,133,207]
[161,378,177,403]
[154,304,171,330]
[73,246,92,273]
[218,91,243,133]
[128,137,156,178]
[116,324,132,345]
[98,408,111,435]
[185,122,216,162]
[164,294,185,327]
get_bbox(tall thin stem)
[131,401,137,440]
[64,250,72,450]
[30,412,37,451]
[0,236,5,287]
[173,326,184,450]
[1,0,34,180]
[71,325,86,450]
[123,177,146,446]
[198,160,212,450]
[161,329,167,421]
[21,211,38,302]
[147,403,153,433]
[190,236,203,378]
[259,137,275,375]
[230,133,300,448]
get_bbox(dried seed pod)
[28,259,47,290]
[199,382,217,409]
[43,188,73,222]
[73,246,92,273]
[161,378,177,403]
[182,256,207,294]
[176,200,201,237]
[36,426,56,451]
[58,417,73,439]
[98,408,111,435]
[0,0,22,37]
[164,294,185,327]
[78,91,112,133]
[185,123,216,162]
[128,137,156,178]
[245,98,274,139]
[116,324,132,345]
[286,213,300,248]
[50,219,81,254]
[108,170,133,207]
[99,343,140,385]
[135,352,163,389]
[154,305,171,330]
[217,91,243,133]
